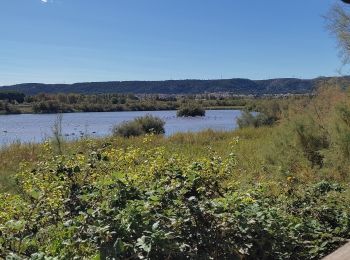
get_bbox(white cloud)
[41,0,48,3]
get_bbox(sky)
[0,0,345,85]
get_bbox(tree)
[327,3,350,65]
[0,91,25,103]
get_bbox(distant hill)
[0,77,348,96]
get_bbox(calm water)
[0,110,242,146]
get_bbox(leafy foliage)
[113,115,165,137]
[0,136,349,259]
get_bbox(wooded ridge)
[1,76,347,95]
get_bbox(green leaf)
[152,221,159,231]
[137,236,152,253]
[114,238,125,254]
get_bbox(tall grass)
[0,142,40,193]
[52,114,64,154]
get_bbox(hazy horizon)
[1,75,342,87]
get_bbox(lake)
[0,110,242,146]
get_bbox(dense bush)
[237,110,275,128]
[134,115,166,134]
[0,101,21,114]
[32,101,68,114]
[113,121,144,137]
[113,115,165,137]
[177,105,205,117]
[0,139,349,259]
[256,85,350,177]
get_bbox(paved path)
[323,242,350,260]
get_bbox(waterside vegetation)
[177,104,206,117]
[0,90,312,116]
[113,115,165,138]
[0,92,252,115]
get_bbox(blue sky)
[0,0,343,85]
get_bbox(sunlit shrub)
[113,115,165,137]
[134,114,165,134]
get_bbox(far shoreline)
[0,106,245,116]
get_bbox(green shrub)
[134,114,165,134]
[113,115,165,137]
[32,101,65,113]
[237,110,275,128]
[177,105,205,117]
